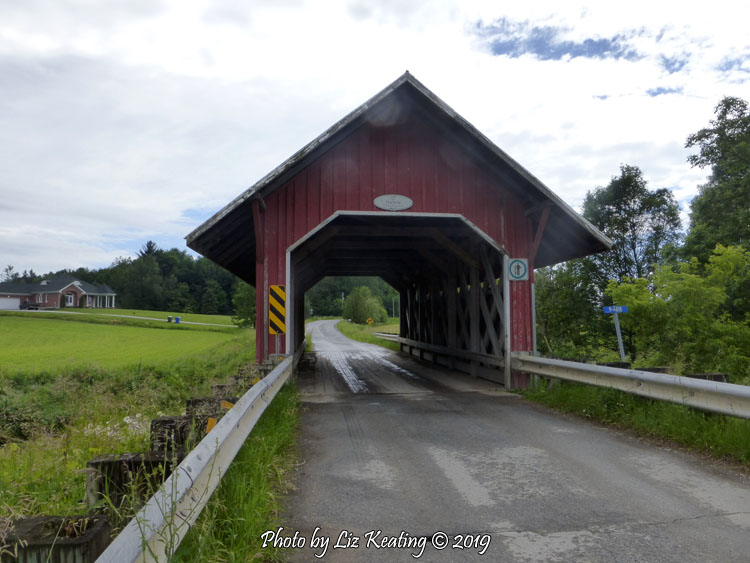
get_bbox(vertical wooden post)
[503,253,512,388]
[399,289,407,338]
[470,266,481,377]
[252,198,267,363]
[429,281,438,345]
[445,275,457,349]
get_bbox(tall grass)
[173,382,299,562]
[524,381,750,464]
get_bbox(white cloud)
[1,0,749,274]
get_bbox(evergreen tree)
[200,279,225,315]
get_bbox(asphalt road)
[279,320,750,562]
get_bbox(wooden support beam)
[480,246,506,359]
[457,269,471,350]
[444,276,457,348]
[428,228,480,269]
[251,198,265,264]
[469,266,481,376]
[479,286,502,356]
[524,200,553,217]
[529,204,551,265]
[429,281,438,345]
[480,247,505,314]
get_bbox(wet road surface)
[280,320,750,562]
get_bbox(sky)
[1,0,749,275]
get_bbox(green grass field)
[0,312,256,521]
[0,316,236,372]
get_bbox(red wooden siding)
[256,114,535,357]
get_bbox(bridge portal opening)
[287,212,510,383]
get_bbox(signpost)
[508,258,529,281]
[602,305,628,362]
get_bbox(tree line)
[3,243,241,316]
[536,96,750,382]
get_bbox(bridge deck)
[281,320,750,562]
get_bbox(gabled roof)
[0,281,34,295]
[186,72,610,277]
[0,273,116,296]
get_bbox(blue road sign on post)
[603,306,628,314]
[602,306,628,362]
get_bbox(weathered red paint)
[254,113,535,361]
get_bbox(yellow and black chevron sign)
[268,285,286,334]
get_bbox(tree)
[582,164,681,290]
[2,265,17,282]
[534,261,613,359]
[200,279,226,315]
[343,286,387,324]
[232,282,256,328]
[533,165,681,362]
[138,240,160,257]
[122,255,164,309]
[164,277,196,313]
[606,246,750,378]
[684,96,750,262]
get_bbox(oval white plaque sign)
[373,194,414,211]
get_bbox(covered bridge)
[186,72,610,387]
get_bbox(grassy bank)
[174,382,299,562]
[523,381,750,465]
[336,318,400,351]
[0,314,255,520]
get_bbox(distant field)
[98,308,235,324]
[5,307,234,325]
[0,316,238,373]
[336,318,400,350]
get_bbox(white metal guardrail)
[376,334,750,419]
[512,354,750,419]
[97,343,305,562]
[374,333,505,369]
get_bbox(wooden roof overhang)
[186,72,611,284]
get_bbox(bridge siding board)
[256,114,534,361]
